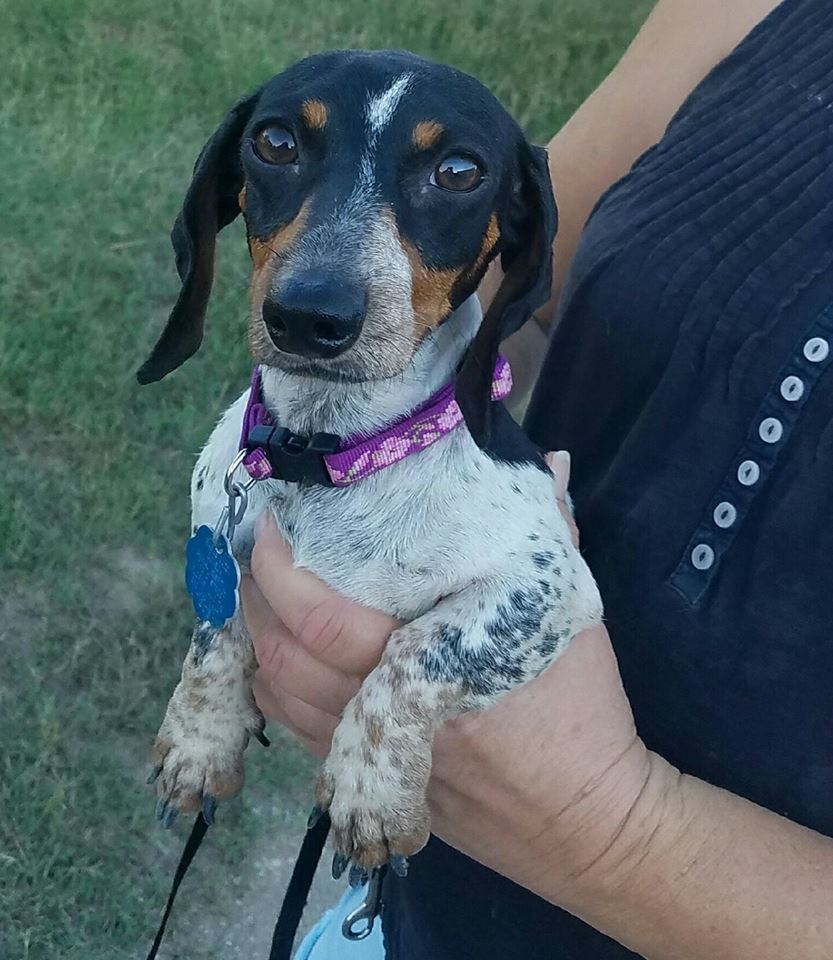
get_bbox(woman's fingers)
[243,576,362,714]
[249,511,396,676]
[252,674,337,758]
[271,636,362,715]
[241,573,293,671]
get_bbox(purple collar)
[238,357,512,487]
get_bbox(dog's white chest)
[190,388,564,622]
[279,440,550,618]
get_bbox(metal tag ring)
[223,449,249,497]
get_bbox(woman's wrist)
[548,751,833,960]
[553,747,682,918]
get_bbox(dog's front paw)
[315,718,432,876]
[148,690,265,828]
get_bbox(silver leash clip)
[342,867,385,941]
[211,450,257,548]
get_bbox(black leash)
[146,812,210,960]
[268,812,331,960]
[145,810,331,960]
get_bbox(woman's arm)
[429,630,833,960]
[245,501,833,960]
[499,0,783,405]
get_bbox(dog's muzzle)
[262,273,366,359]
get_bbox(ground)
[1,1,649,956]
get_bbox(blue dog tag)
[185,525,241,628]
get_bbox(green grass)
[0,1,650,956]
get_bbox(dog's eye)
[431,155,483,192]
[254,125,298,165]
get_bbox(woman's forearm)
[531,753,833,960]
[543,0,783,318]
[429,626,833,960]
[248,487,833,958]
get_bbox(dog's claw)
[155,798,168,822]
[332,852,350,880]
[254,730,271,748]
[348,864,369,888]
[307,804,325,830]
[201,794,217,826]
[162,804,180,830]
[146,764,163,785]
[390,855,409,878]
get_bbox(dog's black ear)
[136,91,260,384]
[456,143,557,446]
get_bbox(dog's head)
[138,50,556,445]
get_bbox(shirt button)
[737,459,760,486]
[713,501,737,528]
[691,543,715,571]
[780,375,805,401]
[803,337,829,363]
[759,417,783,443]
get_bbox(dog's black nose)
[262,276,365,359]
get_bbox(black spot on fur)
[538,579,551,595]
[485,587,545,645]
[528,532,540,542]
[420,584,555,698]
[532,551,555,570]
[538,629,567,658]
[420,623,525,697]
[192,620,216,664]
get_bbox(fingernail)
[549,450,571,499]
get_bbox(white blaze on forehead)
[365,73,413,135]
[353,73,414,207]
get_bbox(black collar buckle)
[246,424,340,486]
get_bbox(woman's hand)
[243,451,833,960]
[242,450,644,901]
[244,451,577,759]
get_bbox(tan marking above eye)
[301,98,328,130]
[412,120,444,150]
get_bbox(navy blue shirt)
[382,1,833,956]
